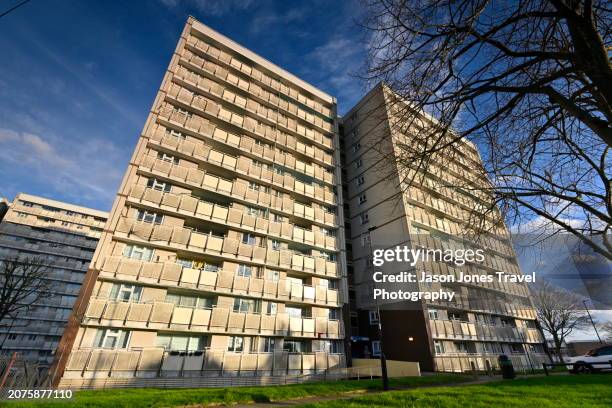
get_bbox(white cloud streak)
[0,128,126,208]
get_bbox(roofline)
[188,17,335,106]
[14,193,108,218]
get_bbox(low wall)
[351,359,420,377]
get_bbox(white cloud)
[249,7,307,35]
[307,37,366,113]
[160,0,255,16]
[0,128,126,207]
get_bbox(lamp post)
[366,225,389,391]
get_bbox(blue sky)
[0,0,367,211]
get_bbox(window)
[110,284,142,302]
[165,293,213,309]
[137,209,163,224]
[358,194,367,205]
[266,270,280,282]
[166,128,186,140]
[371,341,381,356]
[352,143,361,153]
[122,245,153,261]
[27,334,37,341]
[454,342,468,353]
[262,337,275,352]
[283,340,304,353]
[428,309,439,320]
[323,340,340,354]
[248,181,261,191]
[271,239,281,250]
[122,245,154,261]
[369,310,379,324]
[242,233,256,245]
[285,306,303,318]
[328,309,339,320]
[17,212,27,218]
[510,343,523,354]
[273,213,284,223]
[147,178,171,192]
[228,336,244,352]
[266,302,278,315]
[596,346,612,356]
[434,341,445,354]
[21,201,33,207]
[7,334,17,341]
[360,212,369,225]
[448,311,467,322]
[355,158,363,169]
[157,151,179,164]
[246,206,261,217]
[236,264,252,277]
[61,221,70,227]
[357,175,365,186]
[94,329,129,349]
[233,298,260,313]
[156,334,206,351]
[361,233,370,247]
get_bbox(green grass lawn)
[1,374,471,408]
[296,374,612,408]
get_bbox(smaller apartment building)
[0,193,107,366]
[341,84,547,372]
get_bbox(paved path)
[227,375,507,408]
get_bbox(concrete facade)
[0,193,107,367]
[52,17,347,386]
[341,84,547,372]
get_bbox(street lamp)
[366,225,389,391]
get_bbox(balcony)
[429,319,543,343]
[157,96,334,169]
[63,347,345,379]
[113,217,338,278]
[82,297,341,338]
[182,37,335,129]
[143,137,334,205]
[125,190,337,251]
[149,124,335,187]
[98,256,341,306]
[128,174,337,228]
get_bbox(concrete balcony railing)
[9,202,106,229]
[82,298,342,339]
[156,96,334,170]
[98,256,341,307]
[182,37,335,133]
[63,347,345,379]
[142,139,334,207]
[429,319,543,343]
[174,72,334,150]
[433,352,549,373]
[113,219,339,278]
[129,185,337,239]
[149,122,334,187]
[130,157,337,227]
[125,190,337,252]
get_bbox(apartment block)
[0,193,107,366]
[341,84,546,372]
[52,17,347,386]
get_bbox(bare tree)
[0,257,52,347]
[599,320,612,341]
[530,280,590,361]
[360,0,611,258]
